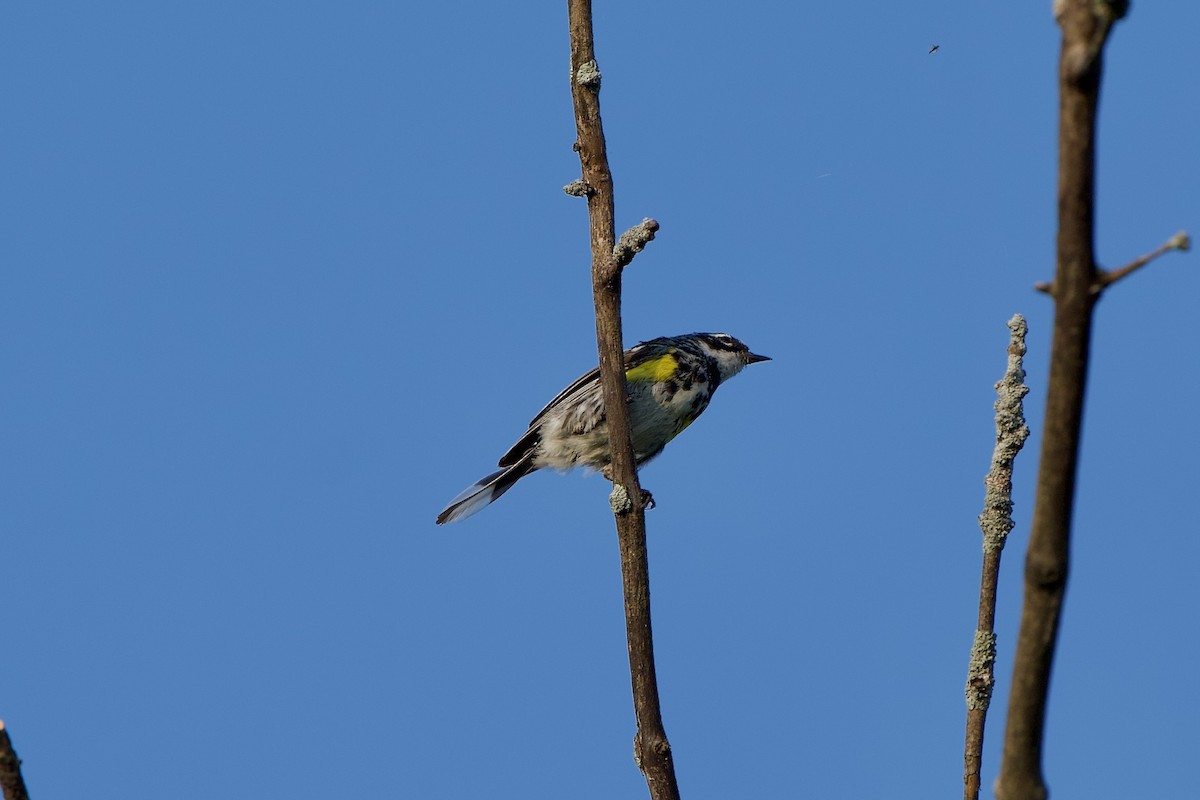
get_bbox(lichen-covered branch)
[964,315,1030,800]
[614,219,660,267]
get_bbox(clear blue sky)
[4,3,1197,797]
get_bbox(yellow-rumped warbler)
[436,332,769,524]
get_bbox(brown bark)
[0,722,31,800]
[566,2,680,798]
[995,3,1125,798]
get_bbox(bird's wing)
[526,338,670,426]
[496,339,671,468]
[527,364,602,427]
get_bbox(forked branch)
[1034,230,1190,294]
[993,2,1191,799]
[995,3,1116,796]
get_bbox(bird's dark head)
[691,333,770,380]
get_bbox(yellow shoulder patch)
[625,352,677,383]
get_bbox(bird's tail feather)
[436,454,537,524]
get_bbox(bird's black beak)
[747,352,771,364]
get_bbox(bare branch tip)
[1096,229,1192,291]
[1033,281,1053,294]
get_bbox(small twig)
[1036,231,1189,293]
[0,721,31,800]
[563,179,593,198]
[964,315,1030,800]
[1094,230,1190,291]
[613,219,660,267]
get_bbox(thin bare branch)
[1094,230,1190,291]
[964,315,1030,800]
[566,2,679,799]
[0,722,31,800]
